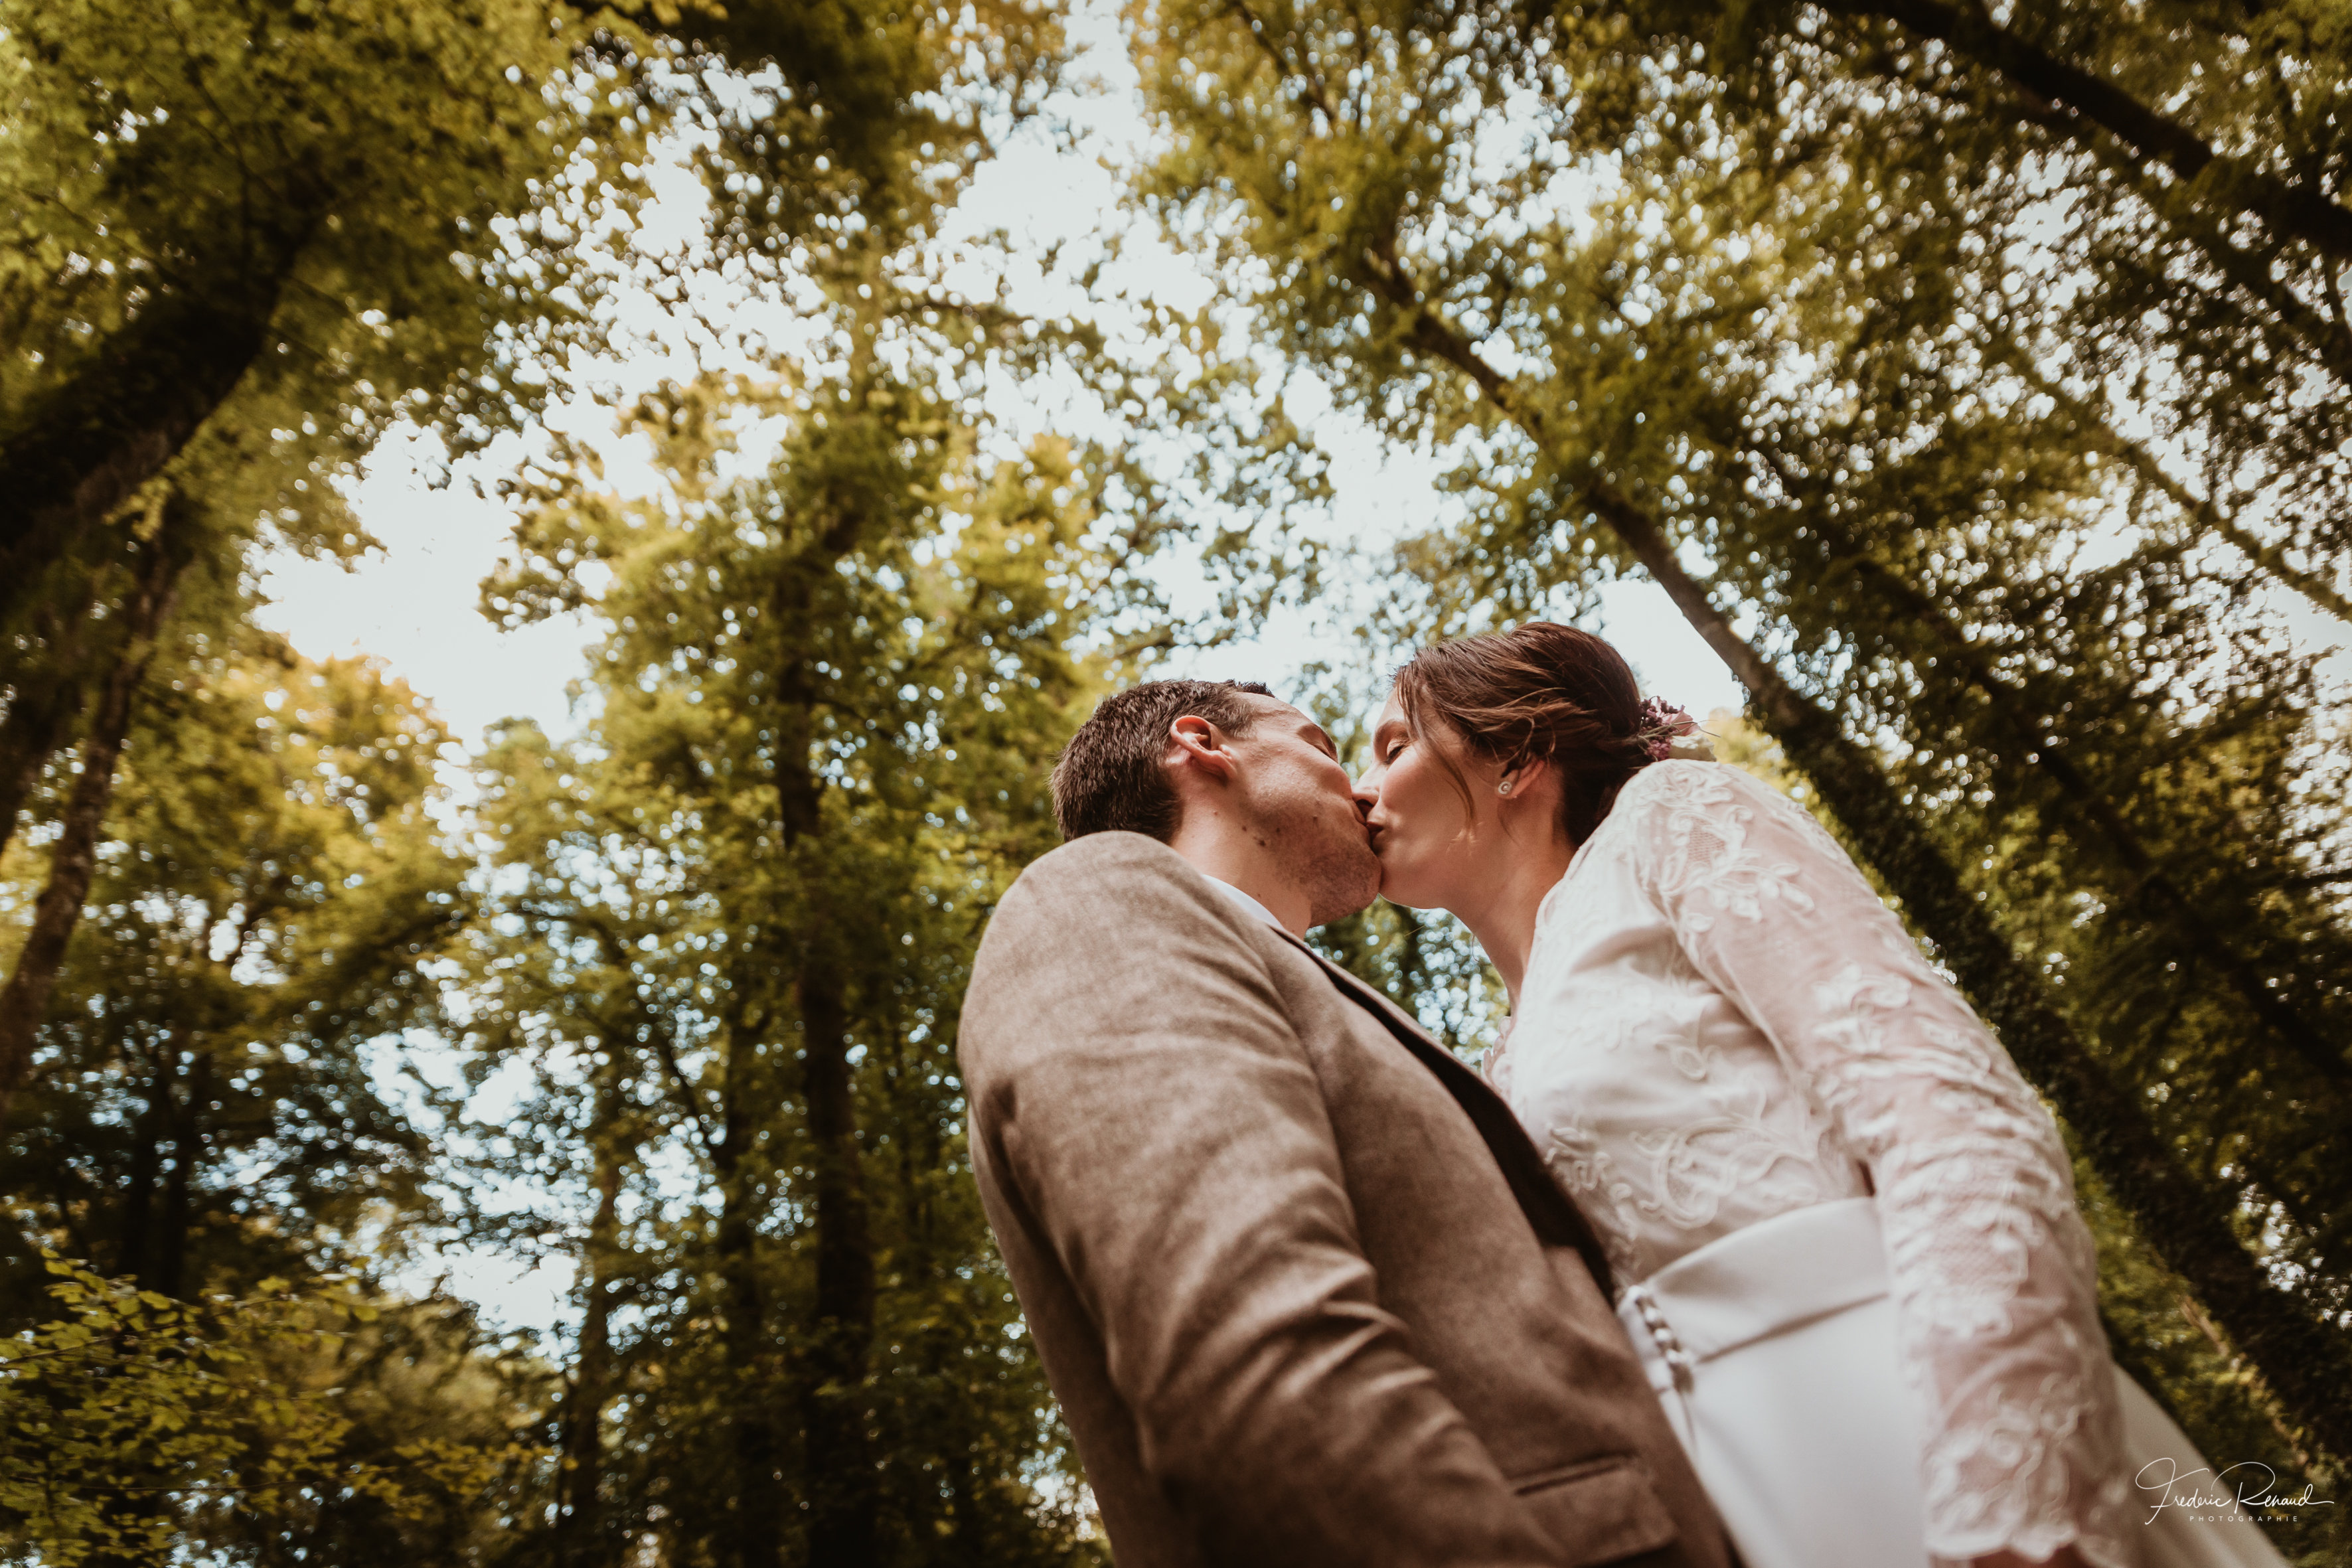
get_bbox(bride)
[1357,621,2287,1568]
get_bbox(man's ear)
[1167,715,1239,787]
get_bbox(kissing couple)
[959,623,2286,1568]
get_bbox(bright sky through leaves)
[256,3,1749,785]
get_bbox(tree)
[0,630,531,1566]
[0,492,195,1121]
[0,1258,532,1568]
[1,628,467,1311]
[1598,0,2352,623]
[0,3,1170,1561]
[0,0,621,625]
[464,352,1135,1565]
[0,0,646,1137]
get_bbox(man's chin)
[1303,852,1383,929]
[1305,895,1379,930]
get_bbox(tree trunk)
[1761,481,2351,1085]
[0,575,100,862]
[1366,263,2352,1460]
[1816,0,2352,264]
[556,1133,622,1568]
[945,1448,988,1568]
[0,505,188,1129]
[767,498,881,1568]
[155,1048,208,1300]
[0,242,302,627]
[0,668,86,865]
[796,969,876,1568]
[116,1046,174,1286]
[712,1061,783,1568]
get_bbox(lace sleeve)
[1624,763,2134,1568]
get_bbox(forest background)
[3,0,2351,1563]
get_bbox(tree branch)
[1996,348,2352,625]
[1822,0,2352,262]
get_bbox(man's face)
[1220,696,1382,926]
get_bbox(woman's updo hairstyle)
[1391,622,1654,847]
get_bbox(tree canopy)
[2,1,2345,1563]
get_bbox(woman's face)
[1359,690,1504,910]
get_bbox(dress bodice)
[1493,761,2135,1567]
[1490,784,1871,1285]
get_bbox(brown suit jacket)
[959,832,1733,1568]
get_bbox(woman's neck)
[1456,831,1579,1008]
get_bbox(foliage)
[9,0,2351,1561]
[0,0,633,564]
[0,1255,534,1567]
[1608,0,2352,617]
[1,629,466,1312]
[458,333,1135,1562]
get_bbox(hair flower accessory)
[1635,696,1701,762]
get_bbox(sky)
[253,5,1746,771]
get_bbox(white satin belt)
[1608,1197,2290,1568]
[1614,1196,1889,1395]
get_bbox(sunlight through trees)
[3,1,2347,1562]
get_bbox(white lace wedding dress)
[1491,761,2287,1568]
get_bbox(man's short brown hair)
[1052,680,1277,841]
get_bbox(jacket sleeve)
[960,834,1573,1566]
[1624,764,2135,1568]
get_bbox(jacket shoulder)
[967,832,1270,1009]
[961,832,1279,1082]
[989,830,1225,931]
[1014,828,1196,885]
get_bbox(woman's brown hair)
[1391,623,1653,847]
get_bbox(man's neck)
[1165,815,1312,935]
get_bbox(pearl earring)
[1498,779,1513,795]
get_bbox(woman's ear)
[1498,754,1557,806]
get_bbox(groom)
[959,680,1731,1567]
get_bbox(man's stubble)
[1304,836,1383,928]
[1265,799,1381,929]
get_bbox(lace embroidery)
[1507,761,2132,1568]
[1623,1081,1842,1230]
[1541,1115,1648,1282]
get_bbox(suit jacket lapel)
[1277,933,1619,1300]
